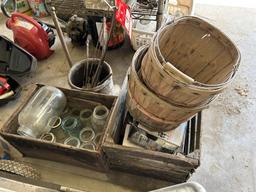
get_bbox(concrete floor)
[0,3,255,192]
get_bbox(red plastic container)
[6,13,53,60]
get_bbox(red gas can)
[6,13,54,60]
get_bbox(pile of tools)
[0,0,119,105]
[50,4,116,92]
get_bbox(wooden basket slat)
[181,36,225,78]
[158,24,230,83]
[157,17,240,85]
[205,60,235,84]
[163,26,207,73]
[207,65,235,85]
[126,90,178,131]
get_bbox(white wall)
[196,0,256,8]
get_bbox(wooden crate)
[102,76,201,183]
[1,84,118,169]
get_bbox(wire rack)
[45,0,115,20]
[131,2,158,21]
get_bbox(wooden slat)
[107,154,190,175]
[184,118,191,155]
[189,116,196,153]
[103,142,199,168]
[196,112,202,150]
[1,133,104,169]
[108,162,188,183]
[108,159,190,183]
[67,97,101,108]
[165,25,206,72]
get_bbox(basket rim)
[147,43,228,92]
[155,16,241,88]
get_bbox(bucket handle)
[162,62,195,84]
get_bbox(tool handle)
[50,7,73,68]
[1,0,16,18]
[10,13,46,36]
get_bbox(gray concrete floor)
[0,3,255,192]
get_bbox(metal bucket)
[68,58,114,95]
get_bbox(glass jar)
[79,127,95,143]
[80,142,96,151]
[79,109,93,126]
[40,133,56,143]
[64,136,80,147]
[17,86,67,138]
[91,105,109,133]
[48,116,68,142]
[93,132,103,146]
[61,116,82,137]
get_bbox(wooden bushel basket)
[141,16,241,107]
[127,46,208,131]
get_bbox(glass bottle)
[17,86,67,138]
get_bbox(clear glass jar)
[91,105,109,133]
[79,109,93,126]
[79,127,95,143]
[48,116,68,143]
[64,136,80,147]
[61,116,82,137]
[17,86,67,138]
[80,142,96,151]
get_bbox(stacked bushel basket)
[127,16,241,132]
